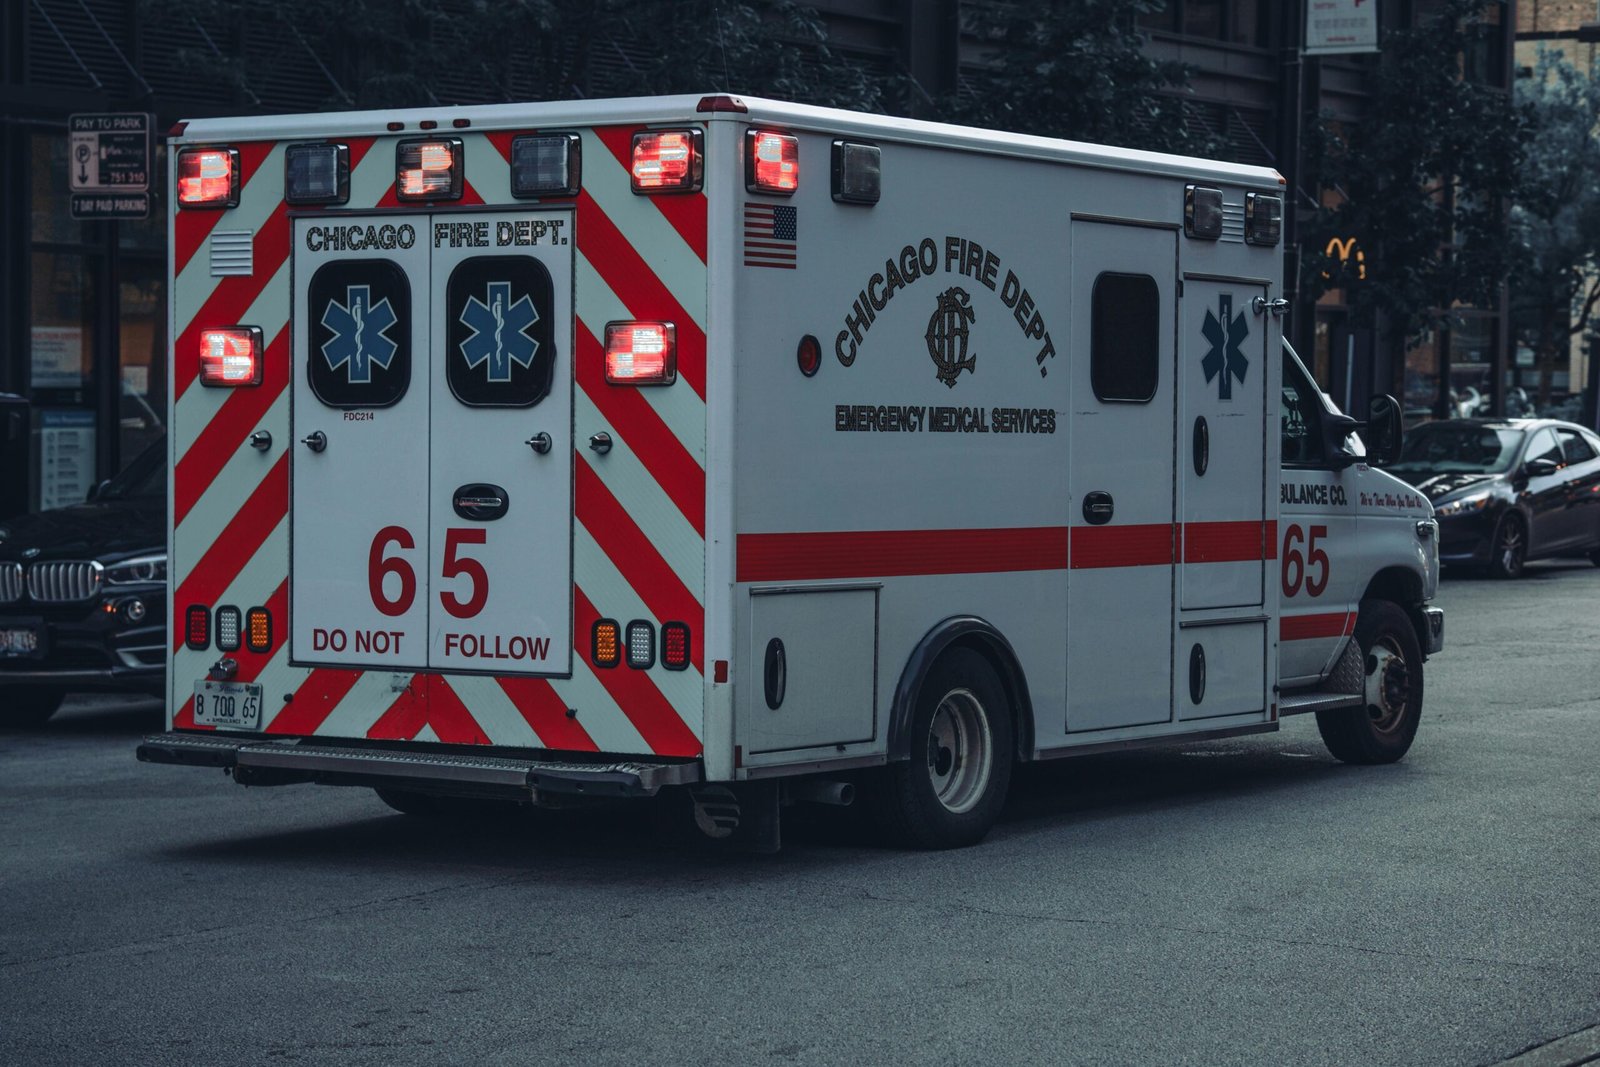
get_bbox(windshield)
[98,436,165,500]
[1392,424,1524,475]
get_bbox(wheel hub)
[926,688,993,815]
[1364,641,1410,734]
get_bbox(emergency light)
[285,142,349,204]
[831,140,880,205]
[1184,184,1223,240]
[604,321,677,385]
[198,327,263,387]
[1246,192,1283,247]
[630,129,703,193]
[215,606,241,652]
[396,137,464,201]
[746,130,799,195]
[510,133,581,198]
[176,147,240,209]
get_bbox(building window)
[1138,0,1266,47]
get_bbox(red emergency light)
[604,322,676,385]
[184,605,210,651]
[630,129,702,193]
[746,130,799,195]
[396,137,463,201]
[661,622,691,671]
[176,147,240,209]
[198,327,263,387]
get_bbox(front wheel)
[869,648,1013,849]
[1315,599,1423,765]
[1488,513,1526,579]
[0,687,65,728]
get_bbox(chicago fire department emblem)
[321,284,399,384]
[925,286,977,388]
[458,280,539,384]
[1201,293,1250,401]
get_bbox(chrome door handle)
[301,431,327,453]
[526,432,552,455]
[588,432,612,455]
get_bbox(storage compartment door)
[744,588,877,754]
[1176,621,1267,722]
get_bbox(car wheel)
[0,687,65,728]
[373,787,525,818]
[1589,548,1600,568]
[870,648,1013,849]
[1488,513,1526,579]
[1315,599,1423,765]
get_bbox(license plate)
[193,681,264,731]
[0,623,43,658]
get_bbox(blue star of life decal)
[321,285,399,385]
[1201,293,1250,400]
[459,281,539,383]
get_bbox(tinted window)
[307,260,411,408]
[1091,272,1159,403]
[100,435,165,500]
[1280,348,1325,466]
[1394,424,1525,475]
[445,256,556,407]
[1559,428,1597,463]
[1526,428,1563,469]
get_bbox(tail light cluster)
[185,603,272,653]
[592,618,690,672]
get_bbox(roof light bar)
[630,129,703,194]
[510,133,581,199]
[396,137,463,201]
[1246,192,1283,247]
[831,140,881,205]
[177,147,240,209]
[1184,184,1223,240]
[285,142,350,205]
[746,130,799,195]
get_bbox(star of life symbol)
[321,285,399,385]
[1201,293,1249,400]
[459,281,539,383]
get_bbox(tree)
[941,0,1214,154]
[1508,50,1600,409]
[1300,0,1523,343]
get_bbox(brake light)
[661,622,691,671]
[630,129,703,193]
[176,147,240,208]
[396,138,463,201]
[185,605,210,651]
[604,322,677,385]
[198,327,263,387]
[746,130,799,195]
[592,619,621,668]
[246,607,273,652]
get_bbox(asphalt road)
[3,563,1598,1066]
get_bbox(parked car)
[1390,418,1600,578]
[0,437,166,726]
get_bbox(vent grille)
[0,563,20,604]
[210,231,254,276]
[1221,203,1246,243]
[25,561,103,603]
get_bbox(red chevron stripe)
[366,675,492,745]
[173,327,289,528]
[591,125,709,263]
[495,676,599,752]
[575,459,704,672]
[174,200,292,402]
[575,189,706,398]
[171,452,288,650]
[575,587,700,757]
[575,323,705,537]
[366,675,428,740]
[173,140,277,277]
[263,667,363,735]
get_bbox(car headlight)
[104,553,167,585]
[1434,491,1492,519]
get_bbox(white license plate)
[193,681,264,730]
[0,626,41,657]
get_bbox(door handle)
[1252,296,1289,317]
[301,431,327,453]
[588,432,612,455]
[526,432,552,455]
[1082,491,1114,525]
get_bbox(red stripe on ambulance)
[575,588,701,756]
[495,676,600,752]
[263,668,363,736]
[589,125,709,263]
[173,140,276,276]
[1280,611,1358,642]
[171,452,287,649]
[736,526,1070,583]
[173,327,289,527]
[1182,520,1277,563]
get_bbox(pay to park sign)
[68,112,152,220]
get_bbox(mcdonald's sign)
[1325,237,1367,281]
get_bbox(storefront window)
[1450,316,1497,418]
[1404,332,1442,424]
[119,261,165,467]
[29,250,95,393]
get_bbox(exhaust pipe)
[792,779,855,807]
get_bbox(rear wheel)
[373,787,524,819]
[0,687,65,728]
[1315,599,1423,765]
[1488,513,1526,579]
[1588,548,1600,567]
[870,648,1013,849]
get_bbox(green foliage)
[1508,50,1600,404]
[1300,0,1523,339]
[941,0,1213,154]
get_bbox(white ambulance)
[138,94,1444,851]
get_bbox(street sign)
[1305,0,1380,56]
[68,112,152,220]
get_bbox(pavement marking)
[1495,1023,1600,1067]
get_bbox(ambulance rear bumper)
[136,731,701,799]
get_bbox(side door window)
[1558,428,1597,465]
[1280,348,1326,467]
[1526,428,1563,469]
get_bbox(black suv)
[0,437,166,726]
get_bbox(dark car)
[0,437,166,726]
[1389,418,1600,578]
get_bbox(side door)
[291,217,431,670]
[1557,428,1600,552]
[1521,427,1571,554]
[1065,221,1176,732]
[427,211,574,675]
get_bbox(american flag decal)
[743,203,797,269]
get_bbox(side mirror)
[1363,394,1403,467]
[87,479,112,502]
[1323,411,1363,469]
[1525,456,1560,478]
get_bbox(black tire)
[0,688,65,729]
[1588,548,1600,567]
[1315,599,1423,765]
[373,787,524,819]
[1488,513,1526,579]
[870,647,1014,849]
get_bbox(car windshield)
[98,437,165,500]
[1392,424,1525,474]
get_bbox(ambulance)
[137,94,1444,851]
